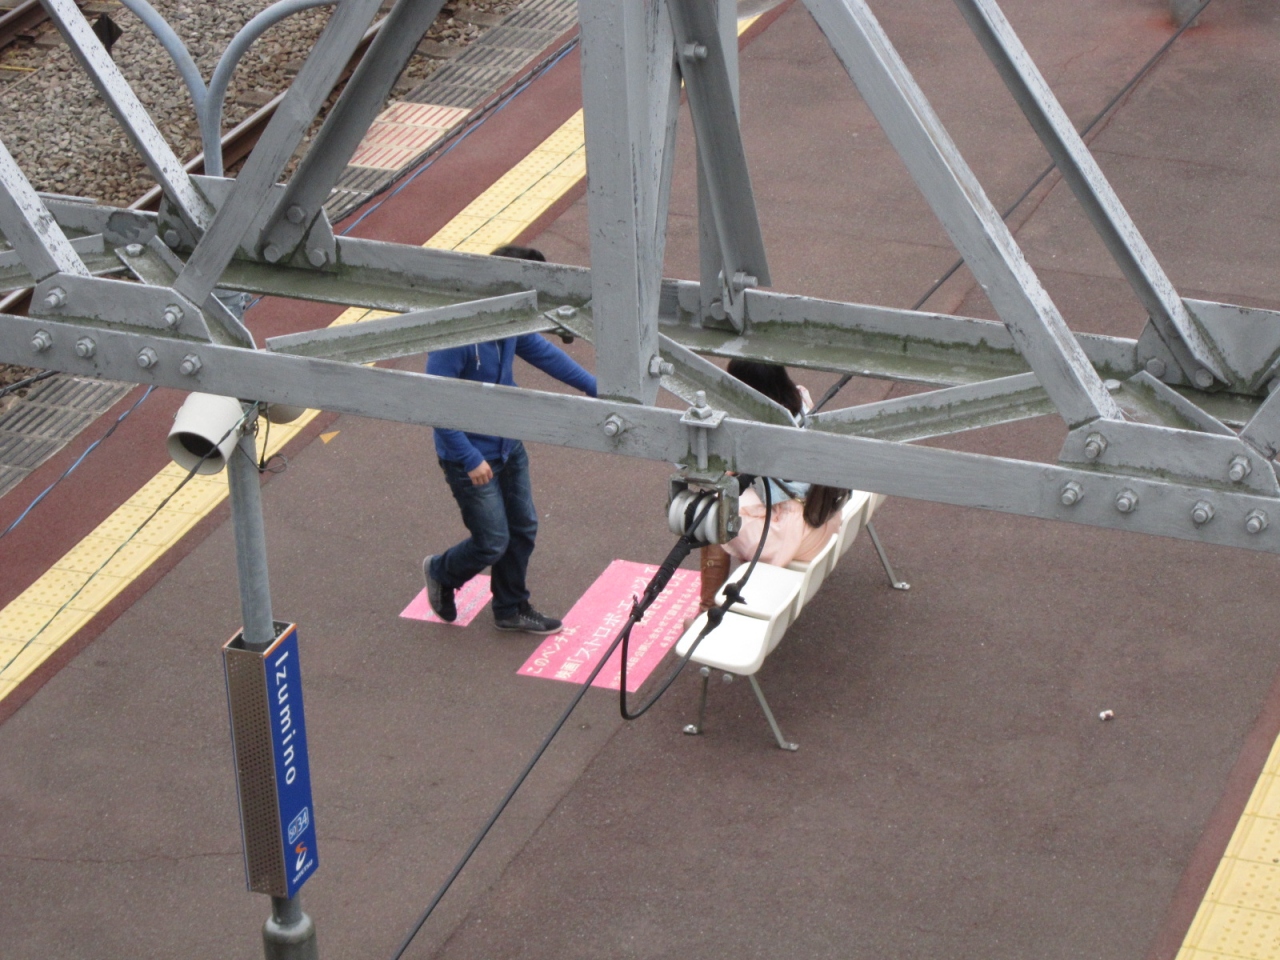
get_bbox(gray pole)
[226,422,320,960]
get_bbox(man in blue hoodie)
[423,247,596,634]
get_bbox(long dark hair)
[726,359,849,527]
[726,359,804,417]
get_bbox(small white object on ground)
[1099,709,1115,721]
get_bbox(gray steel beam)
[811,372,1052,442]
[803,0,1122,428]
[264,291,549,363]
[697,0,738,325]
[0,138,92,283]
[656,334,795,425]
[1242,388,1280,460]
[3,310,1279,555]
[951,0,1227,387]
[40,0,214,233]
[174,0,384,307]
[577,0,681,404]
[259,0,449,260]
[668,0,770,308]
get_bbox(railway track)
[0,0,94,54]
[0,13,385,313]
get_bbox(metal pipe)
[225,423,319,960]
[227,427,275,650]
[115,0,207,114]
[204,0,337,176]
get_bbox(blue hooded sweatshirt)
[426,334,597,472]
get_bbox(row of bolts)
[23,255,1276,534]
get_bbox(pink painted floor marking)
[517,560,702,692]
[401,575,493,627]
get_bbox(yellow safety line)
[1178,735,1280,958]
[0,17,758,702]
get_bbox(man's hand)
[468,461,494,486]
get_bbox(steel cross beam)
[1,0,1279,551]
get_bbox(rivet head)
[43,286,67,309]
[31,330,52,353]
[1115,489,1138,514]
[1060,481,1083,507]
[163,229,181,248]
[1228,456,1252,483]
[307,247,327,267]
[179,353,202,376]
[74,337,96,359]
[136,347,158,369]
[286,204,305,224]
[1144,357,1167,379]
[124,243,144,257]
[1083,432,1107,460]
[263,244,282,264]
[1246,510,1269,535]
[162,305,184,329]
[1191,500,1215,526]
[1193,368,1215,389]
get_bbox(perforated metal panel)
[224,633,287,897]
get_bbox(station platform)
[3,2,1280,958]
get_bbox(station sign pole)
[223,426,321,960]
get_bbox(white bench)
[675,492,907,750]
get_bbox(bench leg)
[866,521,910,591]
[683,666,712,736]
[748,675,798,751]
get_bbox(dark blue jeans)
[430,442,537,619]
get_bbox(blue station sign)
[264,625,319,897]
[223,622,319,899]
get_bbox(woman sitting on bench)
[698,361,850,607]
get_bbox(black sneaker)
[424,556,456,622]
[494,603,563,635]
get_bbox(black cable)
[390,492,726,959]
[619,480,773,720]
[0,370,55,400]
[0,403,256,676]
[808,0,1213,416]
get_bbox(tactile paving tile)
[317,0,579,216]
[1180,735,1280,959]
[0,375,130,495]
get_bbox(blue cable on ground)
[0,386,155,541]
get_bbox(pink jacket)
[722,488,841,568]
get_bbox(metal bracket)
[681,390,727,471]
[1060,418,1280,496]
[29,273,212,341]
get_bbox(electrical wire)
[809,0,1214,416]
[0,404,257,678]
[390,491,748,959]
[0,370,55,400]
[0,386,155,542]
[619,481,773,719]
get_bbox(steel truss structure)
[3,0,1280,561]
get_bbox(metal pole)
[226,423,320,960]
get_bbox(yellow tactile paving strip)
[1179,735,1280,959]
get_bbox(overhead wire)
[391,491,767,958]
[0,403,258,678]
[619,481,773,719]
[809,0,1214,416]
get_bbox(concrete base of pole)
[1169,0,1205,26]
[263,897,319,960]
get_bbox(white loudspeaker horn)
[167,393,247,474]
